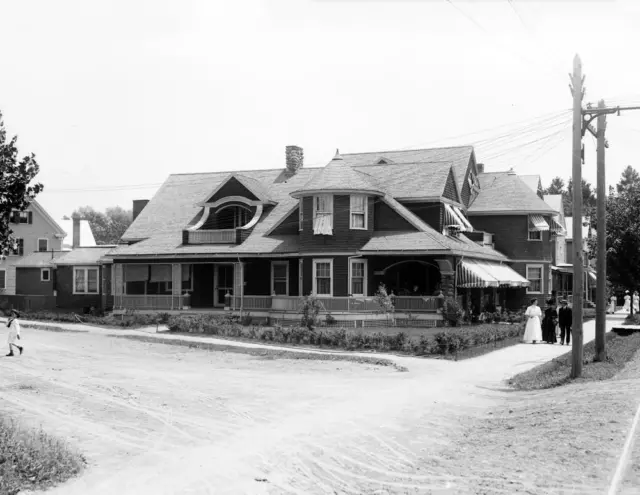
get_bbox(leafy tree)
[543,176,565,195]
[616,165,640,194]
[564,178,596,218]
[72,205,132,245]
[0,111,43,257]
[590,188,640,293]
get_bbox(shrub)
[443,298,463,326]
[374,283,395,325]
[325,313,336,326]
[299,294,322,330]
[240,312,253,326]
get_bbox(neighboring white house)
[59,217,97,250]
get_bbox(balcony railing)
[187,229,236,244]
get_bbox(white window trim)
[298,198,303,231]
[0,269,5,289]
[349,194,368,230]
[312,258,333,296]
[349,259,368,296]
[73,267,100,295]
[271,261,289,296]
[526,264,544,294]
[41,268,51,282]
[528,229,542,242]
[313,194,333,233]
[37,237,49,252]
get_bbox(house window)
[41,268,51,282]
[298,198,303,231]
[38,238,49,252]
[216,205,251,229]
[11,211,32,224]
[349,259,367,296]
[350,195,367,229]
[271,261,289,296]
[0,270,5,289]
[181,264,193,292]
[74,267,99,294]
[528,230,542,241]
[10,238,24,256]
[313,195,333,235]
[312,259,333,296]
[526,265,543,294]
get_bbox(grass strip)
[114,334,409,372]
[508,332,640,390]
[0,414,85,495]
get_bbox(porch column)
[172,264,181,310]
[234,262,244,311]
[114,263,124,308]
[435,258,455,298]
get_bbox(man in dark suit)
[558,300,572,345]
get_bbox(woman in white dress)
[624,291,632,313]
[523,298,543,344]
[634,292,639,313]
[6,309,24,357]
[608,295,617,314]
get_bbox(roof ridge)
[169,166,323,177]
[342,145,473,156]
[354,160,454,167]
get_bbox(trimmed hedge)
[167,314,525,357]
[3,310,170,328]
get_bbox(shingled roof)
[342,146,474,200]
[291,152,384,197]
[468,172,557,215]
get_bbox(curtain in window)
[75,269,86,292]
[125,264,149,282]
[527,267,542,292]
[315,262,331,295]
[272,263,288,295]
[150,264,172,282]
[351,261,365,295]
[313,195,333,235]
[87,269,98,293]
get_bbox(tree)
[616,165,640,194]
[0,111,43,257]
[72,205,132,245]
[543,176,565,195]
[594,188,640,293]
[564,178,596,218]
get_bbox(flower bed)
[167,314,525,359]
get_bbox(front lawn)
[507,331,640,390]
[0,414,85,494]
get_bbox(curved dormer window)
[216,204,251,229]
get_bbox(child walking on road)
[6,309,24,357]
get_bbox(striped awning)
[457,259,531,289]
[549,218,565,234]
[313,214,333,235]
[529,214,549,231]
[444,203,470,231]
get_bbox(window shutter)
[11,211,19,224]
[28,211,33,224]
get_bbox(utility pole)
[595,99,607,362]
[570,54,584,378]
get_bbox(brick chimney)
[477,163,484,174]
[71,214,81,248]
[285,145,303,176]
[132,199,149,221]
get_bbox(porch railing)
[115,295,184,310]
[231,295,273,310]
[187,229,236,244]
[394,296,440,312]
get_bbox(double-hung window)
[271,261,289,295]
[349,259,367,296]
[41,268,51,282]
[313,195,333,235]
[350,195,367,229]
[10,238,24,256]
[74,267,99,294]
[313,259,333,296]
[526,265,543,294]
[38,238,49,252]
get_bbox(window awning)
[457,259,531,289]
[549,218,565,234]
[125,264,148,282]
[552,265,573,274]
[528,214,549,232]
[444,203,469,231]
[313,214,333,235]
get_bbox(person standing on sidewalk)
[522,299,543,344]
[558,300,572,346]
[6,309,24,357]
[624,291,631,313]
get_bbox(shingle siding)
[270,208,299,236]
[15,267,53,296]
[404,203,442,231]
[443,170,459,203]
[207,177,259,203]
[299,195,374,252]
[374,201,414,231]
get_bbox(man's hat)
[561,299,568,304]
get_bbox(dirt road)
[0,316,630,494]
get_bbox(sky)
[2,0,640,222]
